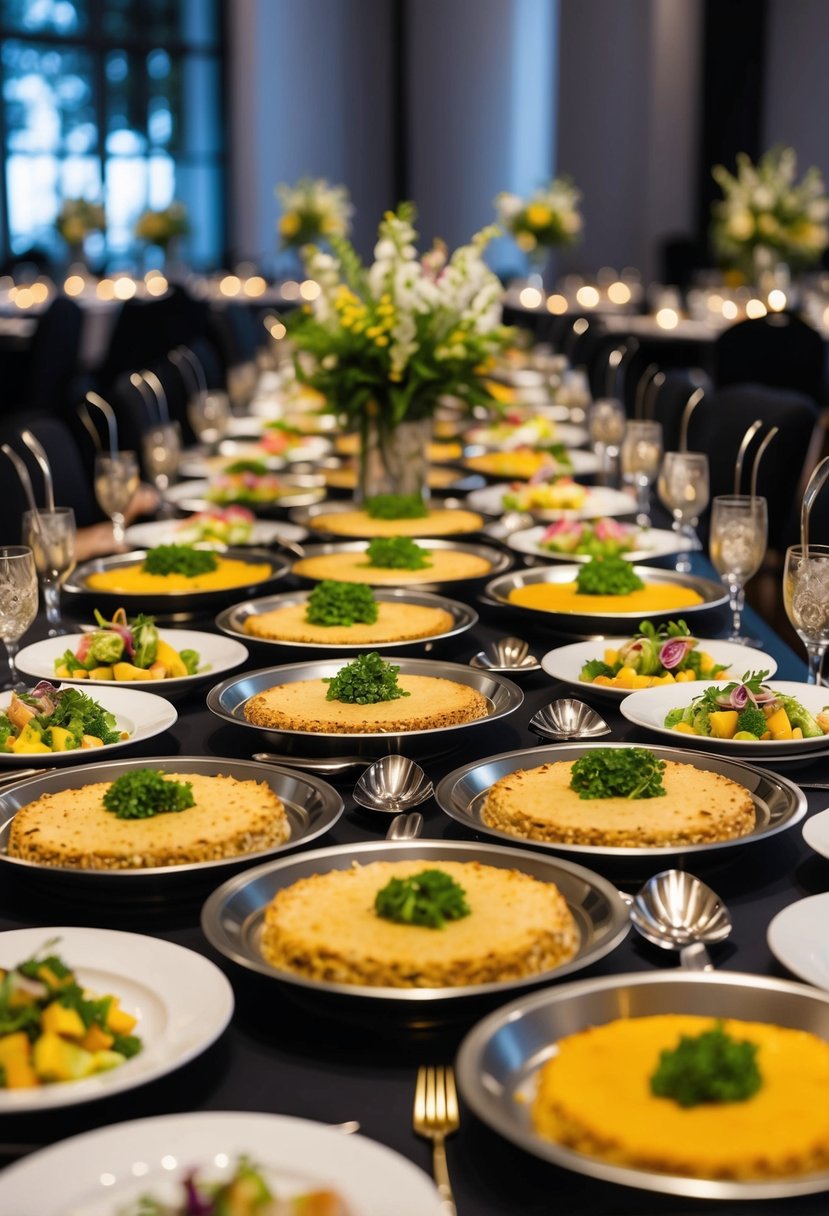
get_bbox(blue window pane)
[0,0,88,35]
[181,56,221,157]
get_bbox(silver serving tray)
[290,497,493,536]
[165,473,327,515]
[319,458,485,497]
[482,564,728,633]
[205,657,524,759]
[214,588,478,658]
[0,756,343,893]
[64,547,292,615]
[200,839,630,1011]
[457,971,829,1200]
[435,741,807,865]
[288,538,512,593]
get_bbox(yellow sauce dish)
[87,557,273,595]
[508,581,704,615]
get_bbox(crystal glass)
[0,546,38,688]
[656,451,710,573]
[587,397,626,486]
[620,419,663,527]
[141,421,181,494]
[709,495,768,646]
[784,544,829,684]
[188,389,230,448]
[22,508,76,637]
[94,450,140,545]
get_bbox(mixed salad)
[206,463,290,506]
[121,1157,349,1215]
[0,683,126,753]
[261,419,307,455]
[581,621,729,690]
[502,475,588,513]
[0,942,141,1089]
[540,518,638,559]
[665,670,829,741]
[175,507,256,546]
[465,413,563,451]
[55,610,200,682]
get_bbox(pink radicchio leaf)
[29,680,59,713]
[183,1172,213,1216]
[595,518,628,541]
[658,639,693,670]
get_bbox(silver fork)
[413,1064,459,1215]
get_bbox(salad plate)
[164,474,326,515]
[0,926,233,1112]
[466,483,636,521]
[463,420,589,449]
[124,515,308,549]
[0,1110,443,1215]
[16,629,248,696]
[768,893,829,990]
[507,523,696,564]
[542,638,777,700]
[0,684,176,765]
[620,678,829,759]
[461,447,599,481]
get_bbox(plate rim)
[466,482,637,521]
[506,523,696,563]
[767,892,829,989]
[64,546,292,602]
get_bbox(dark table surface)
[1,549,828,1216]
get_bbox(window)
[0,0,225,268]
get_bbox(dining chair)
[713,312,825,405]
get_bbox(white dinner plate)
[462,447,600,478]
[464,421,589,448]
[16,630,248,697]
[218,435,332,463]
[802,808,829,861]
[164,478,326,513]
[0,927,233,1112]
[124,516,308,549]
[767,893,829,990]
[0,1110,442,1214]
[507,524,695,563]
[0,684,176,764]
[620,678,828,759]
[543,638,777,700]
[466,483,636,521]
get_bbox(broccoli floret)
[736,705,767,739]
[690,705,712,735]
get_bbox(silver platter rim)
[288,537,513,587]
[64,547,292,604]
[289,496,495,533]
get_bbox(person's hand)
[75,522,129,562]
[125,482,160,523]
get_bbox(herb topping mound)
[323,652,411,704]
[650,1020,762,1107]
[375,868,471,928]
[569,747,666,800]
[305,580,379,626]
[575,555,645,596]
[142,545,219,577]
[364,494,429,520]
[365,537,433,569]
[103,770,195,819]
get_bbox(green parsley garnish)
[142,545,218,577]
[102,770,195,819]
[305,581,379,626]
[375,868,471,929]
[698,670,771,711]
[364,494,429,520]
[650,1020,762,1107]
[323,652,411,704]
[569,747,666,799]
[365,537,432,570]
[575,555,645,596]
[223,458,269,475]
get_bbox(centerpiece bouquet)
[276,177,353,248]
[711,147,829,280]
[134,201,190,252]
[56,199,105,253]
[285,203,510,500]
[495,178,582,280]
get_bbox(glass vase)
[356,412,431,504]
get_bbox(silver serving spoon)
[353,755,434,814]
[469,636,540,673]
[385,812,424,840]
[252,752,371,775]
[529,698,610,741]
[630,869,732,971]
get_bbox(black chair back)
[713,312,825,404]
[28,296,84,414]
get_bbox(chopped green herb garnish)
[569,747,666,799]
[375,868,471,928]
[364,494,429,520]
[102,770,195,819]
[365,536,432,570]
[223,458,269,475]
[36,687,121,746]
[650,1020,762,1107]
[575,555,645,596]
[142,545,218,577]
[323,652,410,704]
[305,581,379,627]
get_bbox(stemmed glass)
[141,421,181,501]
[188,389,231,449]
[0,546,38,689]
[656,451,710,573]
[94,451,140,546]
[22,508,76,637]
[620,420,663,527]
[709,495,768,646]
[783,545,829,684]
[587,398,626,486]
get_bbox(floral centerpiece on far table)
[286,203,510,500]
[711,147,829,281]
[56,199,105,257]
[135,202,189,255]
[495,178,582,282]
[276,178,353,248]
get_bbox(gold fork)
[413,1064,460,1215]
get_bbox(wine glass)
[94,451,140,546]
[21,508,76,637]
[709,495,767,646]
[141,421,181,497]
[656,451,710,573]
[0,546,38,688]
[188,389,230,448]
[783,544,829,684]
[620,420,662,527]
[587,398,626,486]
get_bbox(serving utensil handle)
[679,942,713,971]
[432,1136,457,1216]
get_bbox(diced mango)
[632,674,652,688]
[48,726,74,752]
[147,662,167,680]
[0,1032,32,1064]
[113,662,153,681]
[699,653,715,674]
[709,710,739,739]
[593,675,613,686]
[81,1023,114,1052]
[37,964,73,990]
[765,706,793,740]
[105,1000,137,1035]
[32,1032,96,1082]
[54,665,70,679]
[154,639,188,678]
[614,666,639,689]
[81,734,104,749]
[41,1001,86,1039]
[3,1057,38,1088]
[676,669,696,682]
[792,726,804,740]
[88,666,114,680]
[11,723,50,754]
[603,648,619,665]
[672,722,698,734]
[91,1049,126,1073]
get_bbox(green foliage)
[323,652,410,704]
[364,494,428,520]
[142,545,218,577]
[365,537,432,569]
[178,649,200,675]
[575,556,645,596]
[569,748,667,800]
[39,687,121,746]
[102,770,195,819]
[375,869,471,929]
[650,1020,762,1107]
[306,581,379,626]
[579,659,615,682]
[224,459,269,476]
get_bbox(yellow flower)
[389,369,403,382]
[279,212,301,238]
[526,203,552,228]
[516,231,537,252]
[375,335,389,347]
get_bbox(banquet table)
[1,552,828,1216]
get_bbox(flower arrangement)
[711,147,829,275]
[56,199,105,247]
[276,177,352,248]
[495,179,582,254]
[134,202,189,249]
